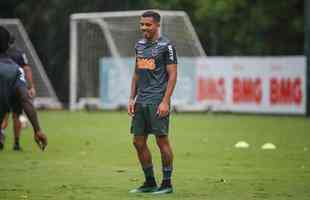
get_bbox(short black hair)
[141,10,161,23]
[0,26,10,53]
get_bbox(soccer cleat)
[13,143,22,151]
[129,181,157,193]
[152,183,173,194]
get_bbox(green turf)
[0,111,310,200]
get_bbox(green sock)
[163,166,173,181]
[143,165,155,182]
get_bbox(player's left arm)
[15,69,47,150]
[23,64,36,98]
[163,64,177,105]
[17,51,36,98]
[157,44,178,117]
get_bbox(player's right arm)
[15,69,47,150]
[128,58,139,116]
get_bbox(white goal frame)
[69,10,206,110]
[0,18,62,109]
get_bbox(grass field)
[0,111,310,200]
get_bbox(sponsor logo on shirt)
[137,58,155,70]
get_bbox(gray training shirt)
[134,36,177,104]
[0,54,26,114]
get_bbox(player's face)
[140,17,159,40]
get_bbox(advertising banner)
[99,56,306,114]
[196,57,306,114]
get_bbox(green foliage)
[195,0,303,55]
[0,0,304,103]
[150,0,303,55]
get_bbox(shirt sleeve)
[164,43,178,65]
[134,44,139,73]
[13,51,29,67]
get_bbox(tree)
[150,0,303,55]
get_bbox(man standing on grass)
[128,10,177,194]
[0,26,47,151]
[1,30,37,151]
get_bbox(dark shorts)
[131,103,169,136]
[10,97,23,115]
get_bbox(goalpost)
[0,19,62,109]
[70,10,206,110]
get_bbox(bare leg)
[12,113,22,150]
[133,135,156,185]
[156,135,173,168]
[0,113,9,150]
[133,135,153,167]
[1,113,9,129]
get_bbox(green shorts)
[131,103,169,136]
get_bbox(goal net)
[70,10,206,110]
[0,19,62,109]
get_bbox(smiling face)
[139,16,160,41]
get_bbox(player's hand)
[157,101,170,117]
[128,99,135,116]
[28,87,36,98]
[34,131,47,151]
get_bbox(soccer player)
[128,11,177,194]
[0,28,36,150]
[0,26,47,151]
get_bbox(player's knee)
[12,113,20,119]
[133,139,146,150]
[12,113,19,123]
[12,114,21,124]
[156,138,173,157]
[1,115,9,129]
[1,120,8,129]
[156,135,169,147]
